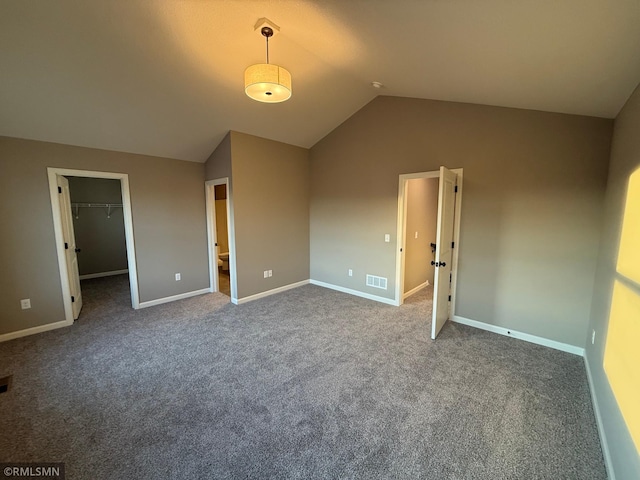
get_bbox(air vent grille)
[366,274,387,290]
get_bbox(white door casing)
[205,182,219,294]
[205,178,237,301]
[48,167,140,324]
[394,168,463,314]
[57,175,83,319]
[431,166,458,339]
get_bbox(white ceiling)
[2,1,639,162]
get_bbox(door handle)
[431,261,446,267]
[75,248,81,253]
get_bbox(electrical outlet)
[384,234,390,243]
[268,270,273,277]
[175,273,181,281]
[348,269,353,277]
[592,330,596,345]
[20,299,31,310]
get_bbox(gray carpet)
[0,275,606,479]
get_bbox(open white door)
[57,175,83,319]
[431,166,457,339]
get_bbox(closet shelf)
[71,203,123,219]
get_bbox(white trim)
[137,288,210,309]
[205,180,219,293]
[79,269,128,280]
[584,356,616,480]
[234,280,310,305]
[403,281,428,300]
[452,315,585,356]
[0,320,73,343]
[310,279,399,306]
[47,168,140,319]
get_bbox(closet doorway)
[47,168,139,322]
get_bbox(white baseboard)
[137,288,210,309]
[0,319,73,343]
[80,269,128,280]
[310,279,399,306]
[452,315,585,356]
[403,281,428,300]
[584,356,616,480]
[234,280,310,305]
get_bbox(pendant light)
[244,26,292,103]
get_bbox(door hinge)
[450,273,452,282]
[71,296,75,303]
[58,186,62,194]
[451,241,455,248]
[64,242,69,250]
[454,185,458,193]
[448,295,451,301]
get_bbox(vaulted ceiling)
[2,1,639,162]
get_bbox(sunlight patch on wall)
[604,167,640,453]
[604,280,640,452]
[616,168,640,283]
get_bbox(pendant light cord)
[261,26,273,65]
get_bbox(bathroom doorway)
[205,178,236,300]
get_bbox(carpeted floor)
[0,275,606,479]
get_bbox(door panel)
[57,175,83,319]
[431,167,457,339]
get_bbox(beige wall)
[404,178,439,293]
[310,96,612,347]
[230,131,310,299]
[586,83,640,479]
[205,132,231,181]
[68,177,127,276]
[0,136,209,335]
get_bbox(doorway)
[395,167,463,339]
[402,176,439,300]
[205,178,236,300]
[47,168,140,322]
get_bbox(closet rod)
[71,202,123,208]
[71,203,123,219]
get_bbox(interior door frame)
[47,168,140,322]
[394,168,463,311]
[205,178,237,301]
